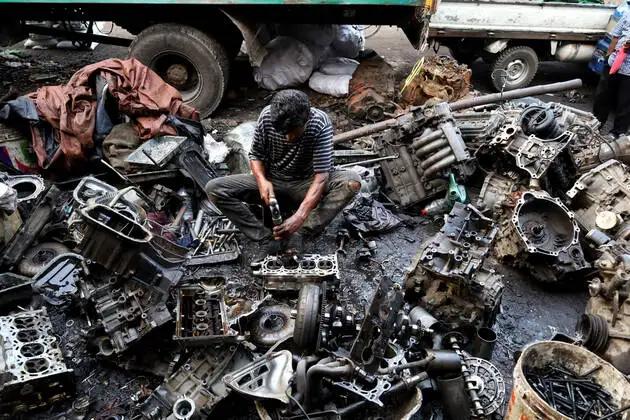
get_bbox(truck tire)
[450,47,478,65]
[490,46,539,91]
[129,23,229,118]
[294,284,321,351]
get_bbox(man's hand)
[251,160,274,205]
[273,213,306,240]
[258,179,275,206]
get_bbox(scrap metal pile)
[1,77,630,420]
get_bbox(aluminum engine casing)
[404,203,504,331]
[0,308,74,415]
[495,191,589,282]
[583,238,630,374]
[375,102,475,207]
[567,160,630,238]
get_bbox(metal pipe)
[420,148,452,169]
[414,138,449,157]
[586,229,613,247]
[332,79,583,145]
[304,363,353,410]
[411,129,443,149]
[409,305,440,330]
[337,154,399,168]
[425,350,462,374]
[437,374,471,420]
[449,79,583,111]
[471,327,497,361]
[424,155,456,177]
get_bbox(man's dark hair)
[269,89,310,134]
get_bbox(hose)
[304,361,354,410]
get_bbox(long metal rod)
[337,154,399,168]
[332,78,583,145]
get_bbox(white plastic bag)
[308,72,352,97]
[254,36,314,90]
[203,134,230,164]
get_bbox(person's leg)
[292,170,361,236]
[593,68,614,127]
[612,74,630,136]
[205,174,270,241]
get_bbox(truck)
[0,0,434,117]
[429,0,619,91]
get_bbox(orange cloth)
[28,58,198,171]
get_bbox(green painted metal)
[0,0,419,5]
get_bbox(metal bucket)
[506,341,630,420]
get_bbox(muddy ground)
[0,27,594,418]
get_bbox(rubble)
[2,53,630,420]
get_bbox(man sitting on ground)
[206,89,361,256]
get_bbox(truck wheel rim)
[151,51,203,103]
[506,59,527,84]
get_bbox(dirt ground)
[0,26,595,418]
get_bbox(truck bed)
[430,0,615,41]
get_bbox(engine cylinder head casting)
[0,308,74,415]
[252,254,339,291]
[174,283,239,344]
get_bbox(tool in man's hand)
[269,196,283,226]
[336,228,350,257]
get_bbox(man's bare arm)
[250,160,274,205]
[608,36,620,56]
[273,172,329,239]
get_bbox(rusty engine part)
[572,133,630,171]
[0,308,74,416]
[474,102,577,190]
[567,160,630,239]
[349,277,404,373]
[174,283,241,345]
[578,232,630,374]
[400,55,471,107]
[249,304,294,348]
[347,56,399,123]
[80,270,172,356]
[495,190,589,283]
[1,185,62,270]
[405,203,504,332]
[142,345,252,419]
[375,102,475,207]
[17,241,70,277]
[251,254,339,291]
[333,79,583,145]
[475,172,520,220]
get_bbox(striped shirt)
[249,106,334,180]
